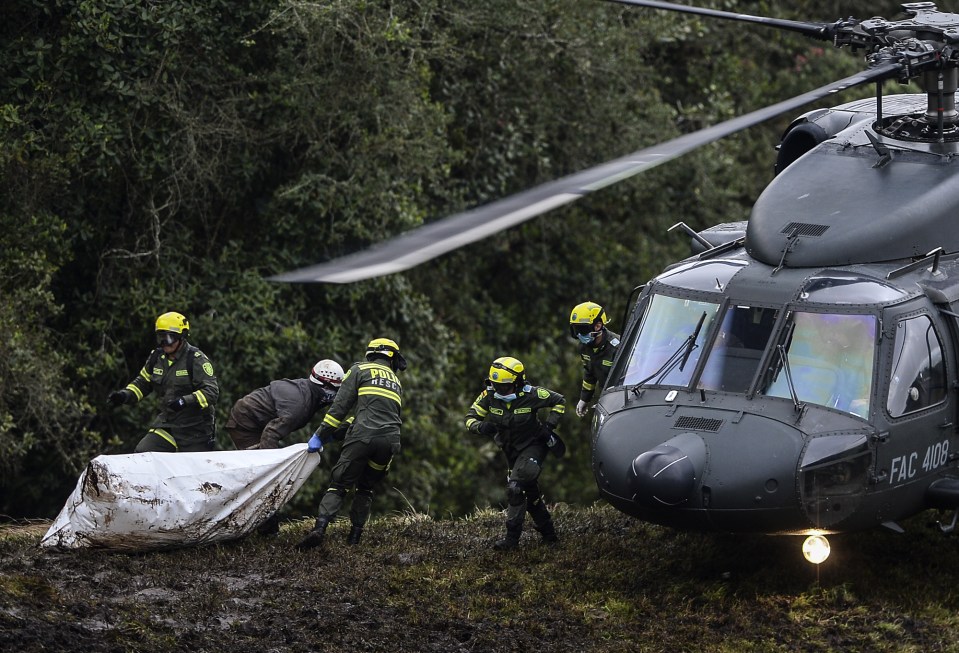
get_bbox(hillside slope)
[2,504,959,652]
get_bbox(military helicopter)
[274,0,959,563]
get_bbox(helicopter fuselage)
[592,95,959,536]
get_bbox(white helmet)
[310,359,345,387]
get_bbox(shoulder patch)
[537,388,550,399]
[203,362,214,376]
[610,337,621,346]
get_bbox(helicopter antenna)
[668,222,713,251]
[886,247,945,279]
[772,228,801,275]
[865,131,893,168]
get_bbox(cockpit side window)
[887,315,947,417]
[761,312,876,418]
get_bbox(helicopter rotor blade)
[271,63,900,284]
[604,0,835,39]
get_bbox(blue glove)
[308,432,324,453]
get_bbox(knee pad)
[506,480,525,506]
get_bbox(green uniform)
[578,329,620,402]
[125,343,219,452]
[315,360,403,528]
[465,384,565,543]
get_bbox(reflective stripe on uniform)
[324,413,343,427]
[127,384,144,401]
[138,368,150,382]
[582,380,595,391]
[149,428,178,449]
[368,458,391,472]
[471,403,488,417]
[358,386,402,405]
[551,405,565,415]
[193,390,208,409]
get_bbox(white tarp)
[40,444,320,551]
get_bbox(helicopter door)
[881,313,952,492]
[885,314,949,418]
[938,303,959,427]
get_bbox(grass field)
[2,503,959,652]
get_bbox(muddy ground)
[3,504,959,652]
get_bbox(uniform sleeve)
[465,390,490,434]
[188,350,219,411]
[331,415,355,441]
[261,382,323,448]
[125,353,157,402]
[259,416,296,449]
[541,387,566,429]
[580,356,598,403]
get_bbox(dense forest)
[0,0,900,519]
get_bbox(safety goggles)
[156,331,182,347]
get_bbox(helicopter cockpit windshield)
[621,295,720,388]
[619,259,746,388]
[761,312,877,418]
[616,286,879,418]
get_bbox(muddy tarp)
[40,444,320,551]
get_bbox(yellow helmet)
[569,301,608,339]
[155,312,189,345]
[488,356,525,388]
[366,337,408,371]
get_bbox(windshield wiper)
[631,312,707,392]
[776,343,804,413]
[678,311,707,373]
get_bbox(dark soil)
[3,504,959,652]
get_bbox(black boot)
[256,513,281,536]
[347,525,363,545]
[534,520,558,545]
[493,524,522,551]
[295,516,330,550]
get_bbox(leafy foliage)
[0,0,908,517]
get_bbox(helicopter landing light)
[802,534,831,564]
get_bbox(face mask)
[494,392,517,402]
[577,332,595,345]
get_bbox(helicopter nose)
[629,433,706,506]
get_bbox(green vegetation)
[2,505,959,652]
[1,0,897,519]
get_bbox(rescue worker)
[108,311,219,453]
[569,301,620,417]
[224,358,345,535]
[225,359,345,450]
[296,338,407,550]
[465,356,566,550]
